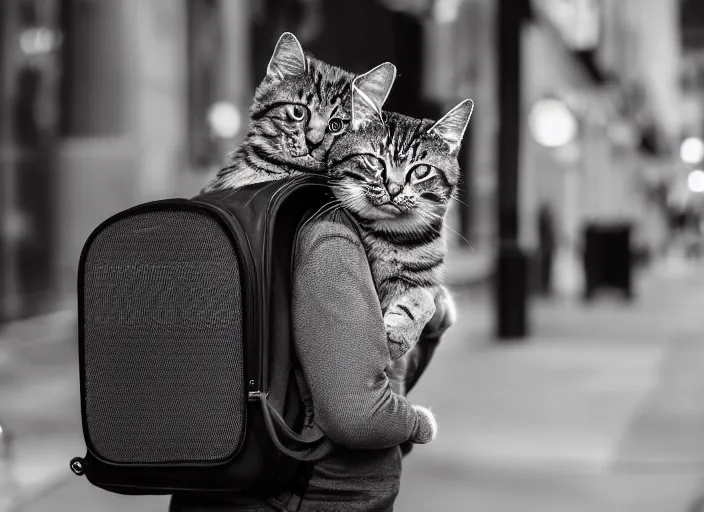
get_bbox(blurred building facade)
[678,0,704,220]
[0,0,692,323]
[0,0,250,322]
[1,0,492,323]
[519,0,683,295]
[1,0,62,321]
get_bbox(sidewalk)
[396,265,704,511]
[7,264,704,511]
[0,310,83,512]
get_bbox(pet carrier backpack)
[69,175,334,497]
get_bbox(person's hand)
[410,405,437,444]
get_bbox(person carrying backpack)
[72,177,442,512]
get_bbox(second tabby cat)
[327,82,474,393]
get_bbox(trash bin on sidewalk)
[582,223,634,300]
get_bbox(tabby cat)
[327,82,474,394]
[202,32,396,193]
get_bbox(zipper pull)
[247,379,262,401]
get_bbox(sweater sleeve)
[291,212,421,449]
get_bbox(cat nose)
[386,181,402,198]
[306,127,325,147]
[306,115,326,148]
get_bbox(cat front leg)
[399,286,456,397]
[423,285,456,341]
[385,287,436,360]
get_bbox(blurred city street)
[0,261,703,511]
[2,0,704,510]
[399,263,704,512]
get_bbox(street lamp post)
[495,0,531,340]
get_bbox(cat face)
[249,33,395,173]
[328,89,474,234]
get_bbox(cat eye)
[328,117,344,134]
[410,165,436,183]
[290,105,306,121]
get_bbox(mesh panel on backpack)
[81,208,246,464]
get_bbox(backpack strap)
[259,394,333,461]
[258,200,335,462]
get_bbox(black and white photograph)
[1,0,704,510]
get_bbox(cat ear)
[351,63,396,131]
[267,32,306,79]
[351,86,381,131]
[428,99,474,154]
[354,62,396,112]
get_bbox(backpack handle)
[259,394,333,461]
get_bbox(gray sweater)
[292,209,428,450]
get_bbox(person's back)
[170,208,435,511]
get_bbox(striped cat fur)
[202,32,394,193]
[326,82,474,393]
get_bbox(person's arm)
[292,213,435,450]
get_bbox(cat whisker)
[444,226,475,251]
[419,210,475,250]
[450,196,470,208]
[313,199,343,218]
[298,200,344,233]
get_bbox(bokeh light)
[528,98,578,148]
[19,27,61,55]
[207,101,242,140]
[687,169,704,193]
[680,137,704,164]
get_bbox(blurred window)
[532,0,600,51]
[682,0,704,50]
[59,0,126,137]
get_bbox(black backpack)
[69,176,335,497]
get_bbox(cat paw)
[385,288,436,360]
[385,317,415,360]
